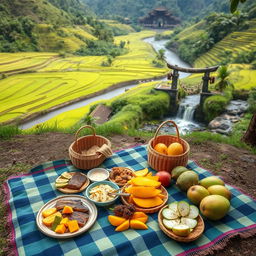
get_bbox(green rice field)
[0,31,168,125]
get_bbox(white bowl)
[87,168,109,182]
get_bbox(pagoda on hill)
[139,7,180,28]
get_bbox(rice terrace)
[0,0,256,256]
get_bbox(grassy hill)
[1,0,73,25]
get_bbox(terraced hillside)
[0,31,168,125]
[0,53,58,74]
[194,19,256,68]
[35,24,96,52]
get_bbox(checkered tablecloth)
[4,145,256,256]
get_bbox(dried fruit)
[113,204,136,219]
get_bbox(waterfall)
[183,106,196,121]
[176,94,200,122]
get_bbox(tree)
[230,0,247,13]
[215,66,234,92]
[229,0,256,147]
[156,49,166,62]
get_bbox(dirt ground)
[1,133,256,255]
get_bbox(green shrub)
[0,125,21,139]
[203,94,230,121]
[76,39,127,56]
[107,104,143,129]
[110,98,128,115]
[178,87,187,100]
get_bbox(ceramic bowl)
[87,168,109,183]
[84,180,119,207]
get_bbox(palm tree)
[215,65,234,92]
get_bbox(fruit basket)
[147,120,190,172]
[69,125,112,170]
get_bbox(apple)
[156,171,172,187]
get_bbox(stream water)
[20,37,202,131]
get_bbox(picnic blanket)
[4,145,256,256]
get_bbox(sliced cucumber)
[178,201,190,217]
[162,208,179,220]
[187,205,199,219]
[168,202,178,213]
[181,217,198,229]
[55,182,68,188]
[56,177,69,183]
[61,172,72,179]
[162,218,180,229]
[172,224,191,237]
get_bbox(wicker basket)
[69,125,112,170]
[147,120,190,172]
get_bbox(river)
[20,37,200,131]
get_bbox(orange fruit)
[154,143,168,155]
[167,143,183,156]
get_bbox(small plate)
[56,172,90,194]
[109,167,135,187]
[36,195,97,239]
[121,185,168,213]
[158,205,205,242]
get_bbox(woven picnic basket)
[147,120,190,172]
[69,125,112,170]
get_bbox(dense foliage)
[167,12,251,65]
[0,14,37,52]
[76,39,127,56]
[82,0,231,22]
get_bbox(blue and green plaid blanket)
[4,145,256,256]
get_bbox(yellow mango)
[130,220,148,229]
[133,196,163,208]
[67,220,80,233]
[55,224,66,234]
[129,186,161,198]
[60,217,69,227]
[62,205,73,214]
[115,220,129,232]
[108,215,126,226]
[42,212,62,227]
[130,177,161,187]
[134,168,149,177]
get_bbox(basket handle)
[153,120,180,147]
[75,125,96,144]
